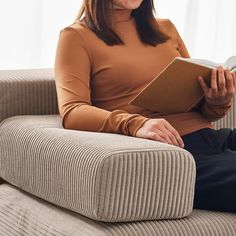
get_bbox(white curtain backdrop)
[0,0,235,69]
[156,0,236,62]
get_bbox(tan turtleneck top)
[54,9,232,137]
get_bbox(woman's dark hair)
[76,0,170,46]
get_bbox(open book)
[129,55,236,114]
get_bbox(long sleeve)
[54,28,149,136]
[198,98,233,122]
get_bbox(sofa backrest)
[0,68,59,123]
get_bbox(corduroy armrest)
[0,68,58,123]
[214,94,236,129]
[0,115,196,223]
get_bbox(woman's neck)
[107,8,133,23]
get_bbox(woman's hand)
[198,66,236,106]
[135,118,184,148]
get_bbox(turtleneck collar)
[107,8,133,23]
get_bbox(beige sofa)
[0,68,236,235]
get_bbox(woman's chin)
[113,0,143,10]
[126,1,142,10]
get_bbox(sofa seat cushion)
[0,115,195,222]
[1,183,236,236]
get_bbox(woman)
[55,0,236,212]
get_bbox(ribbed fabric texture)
[0,183,236,236]
[0,68,58,123]
[0,115,195,222]
[214,94,236,129]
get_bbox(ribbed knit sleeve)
[199,99,233,122]
[54,28,149,136]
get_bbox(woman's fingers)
[197,67,235,106]
[149,129,182,147]
[211,68,218,95]
[148,132,166,143]
[151,130,173,145]
[217,66,226,93]
[135,119,184,148]
[225,69,234,93]
[232,72,236,90]
[162,122,184,147]
[198,76,209,95]
[155,128,178,146]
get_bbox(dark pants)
[182,128,236,213]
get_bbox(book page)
[178,56,236,71]
[177,57,219,69]
[224,55,236,71]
